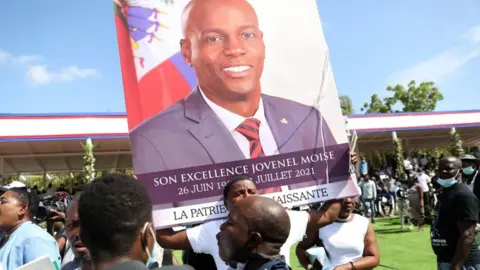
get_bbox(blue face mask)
[437,171,460,188]
[463,166,475,176]
[142,223,159,269]
[146,243,160,269]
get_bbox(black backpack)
[257,258,291,270]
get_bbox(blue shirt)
[0,221,61,270]
[360,160,368,175]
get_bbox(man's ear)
[246,231,262,250]
[180,39,192,67]
[18,204,28,217]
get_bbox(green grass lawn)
[174,218,438,270]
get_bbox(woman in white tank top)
[296,197,380,270]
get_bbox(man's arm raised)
[307,199,341,230]
[156,228,192,250]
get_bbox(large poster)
[114,0,359,228]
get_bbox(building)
[1,110,479,176]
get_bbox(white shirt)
[403,160,413,171]
[186,210,309,270]
[61,240,74,268]
[318,214,369,267]
[200,90,279,158]
[417,173,430,192]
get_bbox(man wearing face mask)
[77,174,193,270]
[460,155,480,196]
[431,156,480,270]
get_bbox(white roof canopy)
[1,111,479,175]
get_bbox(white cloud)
[0,49,40,65]
[12,55,41,65]
[26,64,100,85]
[387,25,480,85]
[0,48,100,85]
[463,25,480,44]
[0,49,10,63]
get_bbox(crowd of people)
[0,169,381,270]
[355,152,480,229]
[0,152,478,269]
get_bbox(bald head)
[237,196,290,244]
[439,156,462,169]
[217,196,289,263]
[181,0,259,37]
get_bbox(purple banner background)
[137,144,351,205]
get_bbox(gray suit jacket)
[130,88,336,198]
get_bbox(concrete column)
[69,172,73,193]
[355,142,361,176]
[43,171,47,190]
[392,131,398,141]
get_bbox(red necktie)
[235,118,265,158]
[235,118,281,193]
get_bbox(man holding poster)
[114,0,359,228]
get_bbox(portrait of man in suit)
[130,0,337,200]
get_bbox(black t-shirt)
[431,183,480,263]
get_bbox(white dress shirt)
[200,90,279,158]
[417,173,430,192]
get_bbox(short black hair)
[9,187,40,219]
[223,175,253,202]
[78,174,152,263]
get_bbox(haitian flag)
[114,0,196,130]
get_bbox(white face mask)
[437,170,460,188]
[142,222,158,268]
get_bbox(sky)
[0,0,479,114]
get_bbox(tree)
[362,80,444,113]
[362,94,396,113]
[339,95,354,115]
[393,138,406,180]
[449,128,465,157]
[81,138,96,183]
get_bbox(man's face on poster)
[181,0,265,101]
